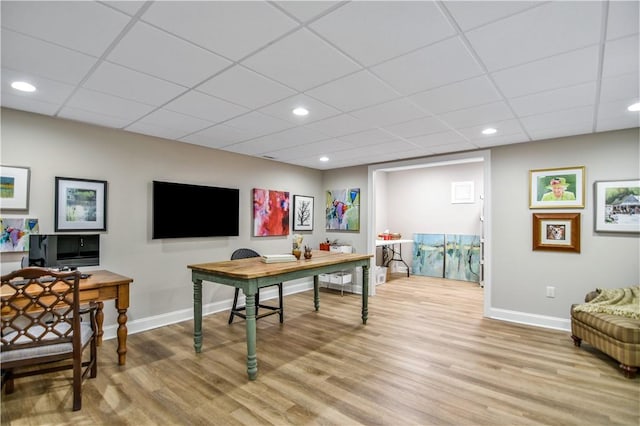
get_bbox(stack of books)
[261,254,297,263]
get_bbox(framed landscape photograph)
[0,165,30,211]
[293,195,314,231]
[55,177,107,231]
[532,213,580,253]
[594,179,640,233]
[529,166,585,209]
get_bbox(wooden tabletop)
[188,250,372,280]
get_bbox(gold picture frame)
[529,166,585,209]
[532,213,581,253]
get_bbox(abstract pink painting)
[253,188,290,236]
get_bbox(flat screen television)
[152,180,240,239]
[29,234,100,268]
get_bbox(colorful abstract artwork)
[1,217,39,252]
[326,188,360,231]
[253,188,290,236]
[444,234,481,283]
[412,234,445,278]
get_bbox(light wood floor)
[2,275,639,425]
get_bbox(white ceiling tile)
[409,75,502,115]
[607,0,639,40]
[197,65,296,110]
[338,129,396,147]
[1,1,130,57]
[304,114,372,138]
[125,108,213,139]
[84,62,185,106]
[224,112,294,138]
[600,72,640,103]
[102,1,147,16]
[457,119,527,141]
[444,1,542,31]
[263,137,350,161]
[371,37,484,95]
[0,93,61,116]
[466,1,602,71]
[63,88,155,123]
[520,105,594,139]
[382,116,449,139]
[350,98,428,127]
[163,90,249,123]
[227,126,329,156]
[1,30,97,85]
[180,124,254,149]
[1,69,75,106]
[597,99,640,132]
[509,82,597,117]
[408,131,467,149]
[491,46,599,98]
[602,35,639,78]
[472,132,530,148]
[430,141,478,154]
[306,70,399,112]
[142,1,298,61]
[310,1,455,67]
[258,94,341,124]
[437,101,515,129]
[274,1,342,23]
[242,28,361,92]
[107,22,232,87]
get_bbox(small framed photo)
[594,179,640,233]
[55,177,107,232]
[451,181,474,204]
[529,166,585,208]
[532,213,580,253]
[1,165,30,211]
[293,195,314,231]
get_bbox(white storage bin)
[375,266,388,285]
[329,272,352,284]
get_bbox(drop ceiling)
[1,1,638,170]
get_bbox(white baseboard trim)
[101,279,314,341]
[488,307,571,332]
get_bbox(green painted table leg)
[313,275,320,311]
[193,279,203,353]
[362,265,369,324]
[245,293,258,380]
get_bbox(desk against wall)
[188,250,372,380]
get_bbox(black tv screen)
[29,234,100,268]
[152,180,239,239]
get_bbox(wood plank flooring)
[2,275,639,425]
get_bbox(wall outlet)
[546,286,556,298]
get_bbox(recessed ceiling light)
[481,127,497,135]
[319,156,329,162]
[628,102,640,112]
[11,81,36,92]
[292,107,309,116]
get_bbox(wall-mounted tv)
[29,234,100,268]
[152,180,240,239]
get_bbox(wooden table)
[188,250,372,380]
[75,270,133,365]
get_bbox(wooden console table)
[188,250,372,380]
[76,270,133,365]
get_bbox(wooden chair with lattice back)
[1,267,98,411]
[228,248,284,324]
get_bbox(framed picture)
[293,195,314,231]
[253,188,290,236]
[55,177,107,232]
[529,166,585,208]
[532,213,580,253]
[326,188,360,231]
[451,181,474,204]
[0,217,39,252]
[0,165,30,211]
[594,179,640,233]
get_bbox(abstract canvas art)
[0,217,39,252]
[253,188,290,236]
[412,234,445,278]
[326,188,360,231]
[444,234,481,283]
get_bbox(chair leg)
[255,290,260,317]
[90,336,98,379]
[2,370,14,394]
[229,288,240,324]
[278,283,284,323]
[73,356,82,411]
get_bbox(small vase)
[292,249,301,260]
[304,251,312,259]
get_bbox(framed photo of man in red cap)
[529,166,585,208]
